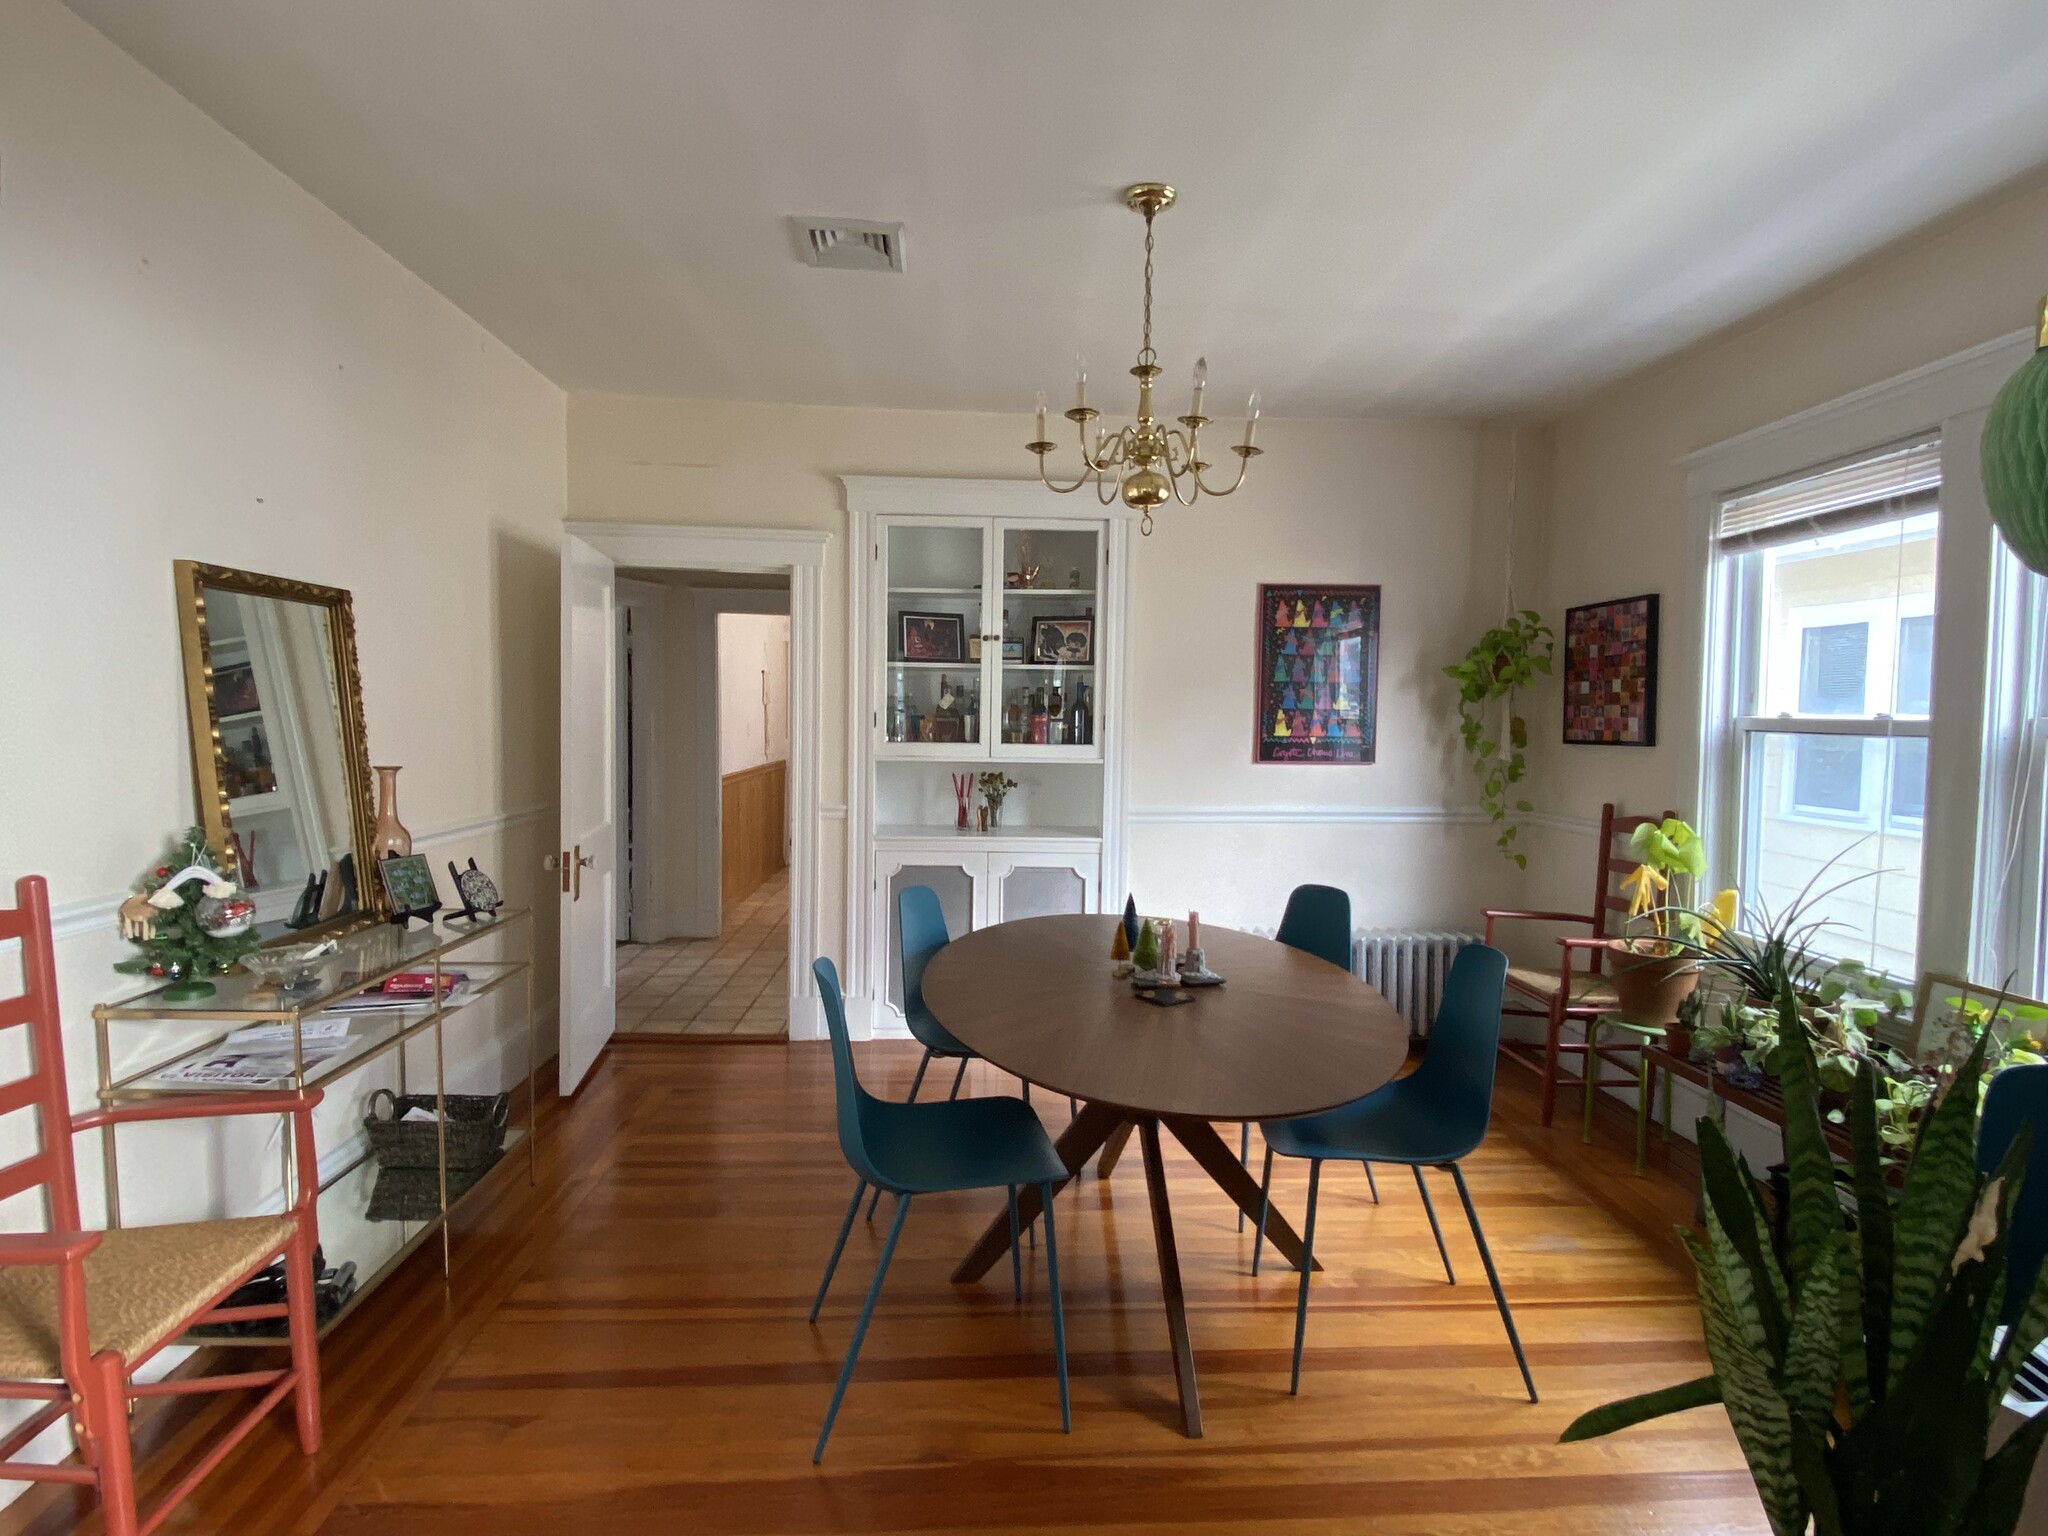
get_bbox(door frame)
[565,523,830,1040]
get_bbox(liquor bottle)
[1047,681,1065,745]
[1072,683,1092,746]
[1029,688,1049,744]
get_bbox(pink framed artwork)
[1562,594,1659,746]
[1255,584,1378,764]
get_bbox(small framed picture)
[377,853,442,927]
[213,663,260,716]
[1030,616,1093,665]
[897,611,965,663]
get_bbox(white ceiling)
[65,0,2048,416]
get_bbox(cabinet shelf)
[877,823,1101,844]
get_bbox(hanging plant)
[1444,610,1554,867]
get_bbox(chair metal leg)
[1238,1123,1251,1231]
[1364,1162,1380,1203]
[1040,1180,1071,1432]
[815,1192,912,1462]
[1412,1165,1454,1284]
[1252,1144,1275,1277]
[1290,1160,1322,1395]
[815,1177,868,1321]
[1022,1080,1031,1104]
[1448,1163,1537,1403]
[1069,1097,1078,1120]
[870,1051,933,1219]
[1007,1186,1023,1302]
[948,1057,969,1100]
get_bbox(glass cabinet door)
[881,521,988,755]
[992,521,1101,759]
[884,859,979,1014]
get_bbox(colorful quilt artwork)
[1255,584,1379,764]
[1562,593,1659,746]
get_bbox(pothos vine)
[1444,610,1554,868]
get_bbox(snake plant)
[1562,987,2048,1535]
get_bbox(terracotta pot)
[1663,1023,1693,1060]
[372,765,412,857]
[1605,940,1701,1026]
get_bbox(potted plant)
[1607,817,1726,1026]
[1562,999,2048,1534]
[1443,610,1553,868]
[1691,998,1777,1091]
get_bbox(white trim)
[842,476,1139,522]
[562,523,830,1042]
[1523,811,1604,836]
[1128,804,1488,826]
[821,803,848,820]
[564,521,828,570]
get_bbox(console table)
[90,908,535,1345]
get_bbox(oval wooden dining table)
[922,913,1409,1437]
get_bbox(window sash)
[1737,715,1929,737]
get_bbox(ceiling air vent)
[790,217,905,273]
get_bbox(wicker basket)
[366,1160,497,1224]
[363,1089,509,1171]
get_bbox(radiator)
[1353,929,1481,1037]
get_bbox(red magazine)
[380,972,466,997]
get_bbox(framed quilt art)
[1562,594,1658,746]
[1255,584,1379,764]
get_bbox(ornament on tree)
[114,827,263,999]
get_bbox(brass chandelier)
[1028,183,1261,535]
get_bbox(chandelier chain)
[1141,213,1155,361]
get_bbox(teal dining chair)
[1977,1062,2048,1328]
[1238,884,1377,1226]
[807,956,1071,1462]
[1253,942,1536,1402]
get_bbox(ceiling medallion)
[1028,183,1261,535]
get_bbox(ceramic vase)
[372,765,413,857]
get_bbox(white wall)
[0,0,564,1484]
[570,396,1533,978]
[717,613,791,775]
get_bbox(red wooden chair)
[0,875,322,1534]
[1483,804,1675,1129]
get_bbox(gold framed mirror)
[174,561,386,942]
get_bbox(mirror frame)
[173,560,388,941]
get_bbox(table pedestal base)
[950,1103,1319,1438]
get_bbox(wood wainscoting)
[720,758,786,912]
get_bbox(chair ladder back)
[0,877,83,1233]
[1586,807,1679,975]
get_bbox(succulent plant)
[1562,987,2048,1535]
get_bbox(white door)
[559,532,617,1095]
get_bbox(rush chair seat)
[1485,802,1676,1130]
[0,875,323,1536]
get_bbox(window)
[1708,437,1939,977]
[1975,543,2048,996]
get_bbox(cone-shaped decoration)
[1110,922,1129,962]
[1982,297,2048,576]
[1132,918,1160,971]
[1122,895,1140,948]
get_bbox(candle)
[1034,389,1047,441]
[1188,911,1199,951]
[1190,356,1207,419]
[1243,389,1261,448]
[1075,352,1088,411]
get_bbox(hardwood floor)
[0,1043,1765,1534]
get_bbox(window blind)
[1717,436,1941,552]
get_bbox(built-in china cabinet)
[841,477,1131,1032]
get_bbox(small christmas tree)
[1132,918,1160,973]
[1109,922,1129,963]
[115,827,260,998]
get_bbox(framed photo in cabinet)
[897,611,965,663]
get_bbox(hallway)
[615,866,789,1036]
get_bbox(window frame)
[1683,331,2024,988]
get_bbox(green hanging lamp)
[1982,297,2048,576]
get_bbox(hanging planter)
[1444,611,1554,867]
[1981,297,2048,576]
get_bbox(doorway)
[612,570,792,1038]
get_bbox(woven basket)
[363,1089,509,1171]
[366,1160,498,1224]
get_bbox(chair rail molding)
[1129,804,1489,826]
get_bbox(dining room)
[15,2,2048,1533]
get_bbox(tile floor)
[615,867,788,1036]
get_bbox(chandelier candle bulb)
[1035,389,1047,443]
[1075,354,1088,411]
[1243,390,1261,448]
[1190,356,1207,418]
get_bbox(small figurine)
[1109,922,1129,963]
[1122,895,1140,950]
[1158,919,1180,985]
[117,893,159,941]
[1130,918,1161,986]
